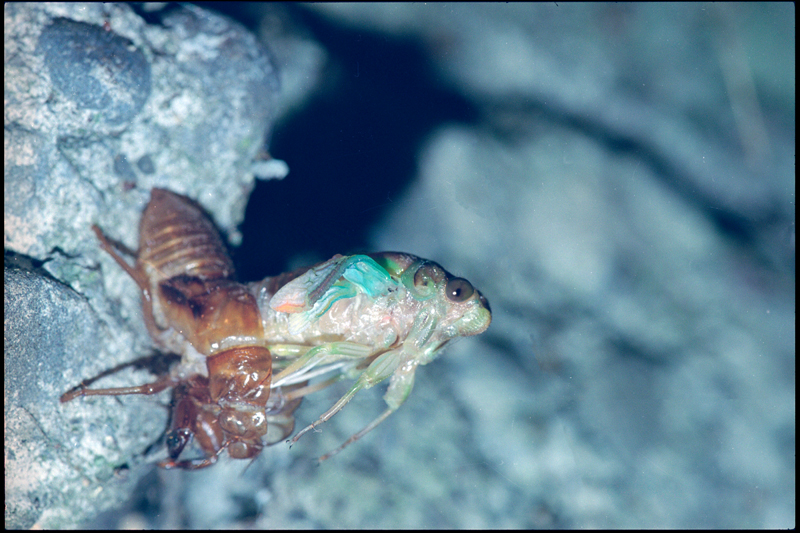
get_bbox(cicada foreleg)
[318,355,420,461]
[290,348,421,461]
[60,373,179,403]
[91,225,149,292]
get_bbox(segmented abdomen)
[137,188,235,282]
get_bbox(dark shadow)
[233,5,478,280]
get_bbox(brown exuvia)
[61,189,303,468]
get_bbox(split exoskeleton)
[61,188,491,468]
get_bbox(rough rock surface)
[4,3,284,528]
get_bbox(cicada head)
[369,252,491,362]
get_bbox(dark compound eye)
[445,278,474,302]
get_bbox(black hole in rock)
[236,6,478,280]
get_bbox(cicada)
[61,188,491,467]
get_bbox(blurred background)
[43,3,796,528]
[231,4,794,528]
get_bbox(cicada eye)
[445,277,474,302]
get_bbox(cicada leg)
[60,373,179,403]
[314,357,420,461]
[91,225,149,291]
[291,348,422,461]
[92,225,165,342]
[281,374,346,402]
[316,408,394,462]
[159,447,224,470]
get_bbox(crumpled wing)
[270,254,397,334]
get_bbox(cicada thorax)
[155,276,265,355]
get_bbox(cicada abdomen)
[137,188,234,283]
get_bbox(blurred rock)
[317,3,795,529]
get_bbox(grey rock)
[5,2,281,264]
[37,18,152,127]
[5,266,166,529]
[4,2,286,528]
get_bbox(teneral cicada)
[61,188,491,468]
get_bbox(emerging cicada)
[61,188,491,468]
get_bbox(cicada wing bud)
[286,282,355,335]
[340,256,396,298]
[271,255,398,335]
[270,255,347,313]
[269,280,312,314]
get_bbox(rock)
[4,3,285,528]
